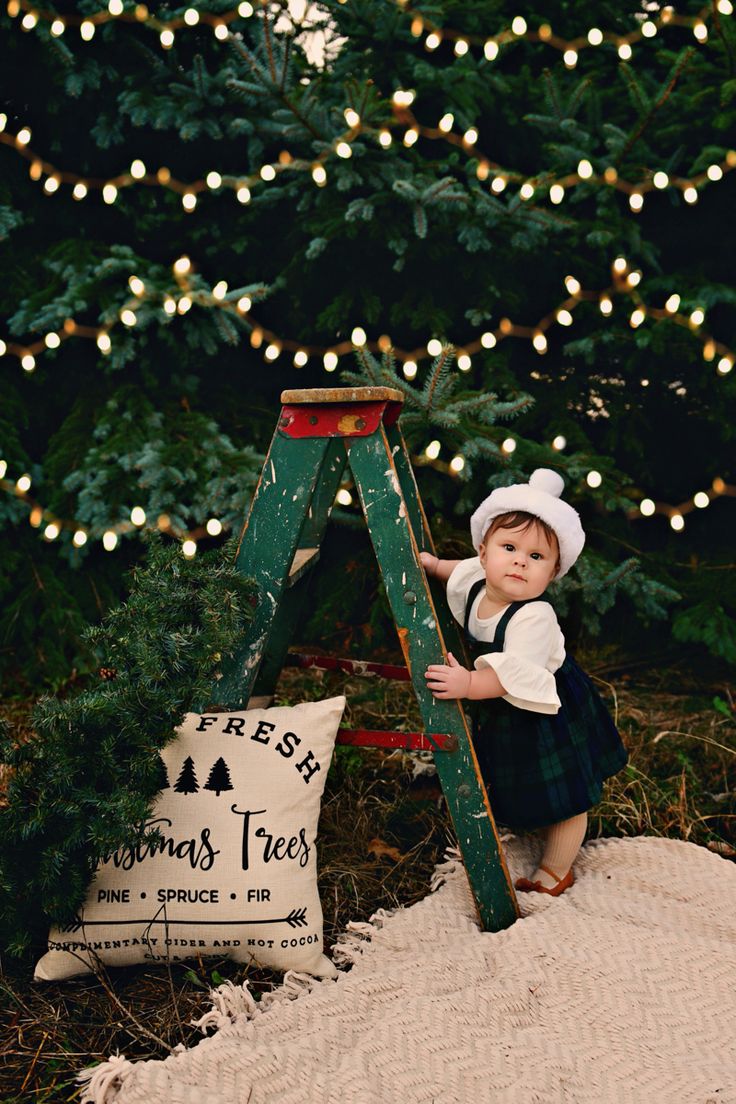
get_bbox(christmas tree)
[203,755,234,796]
[1,0,735,687]
[174,755,200,794]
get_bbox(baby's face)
[479,522,559,603]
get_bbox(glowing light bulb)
[454,39,469,56]
[599,297,613,315]
[206,518,223,536]
[463,128,478,145]
[343,108,360,128]
[403,360,417,380]
[563,49,578,68]
[212,281,228,300]
[264,343,280,361]
[717,0,733,11]
[626,270,642,287]
[577,160,593,179]
[552,435,567,451]
[80,20,96,40]
[102,184,118,204]
[129,159,146,180]
[693,22,707,42]
[693,492,709,509]
[586,470,602,488]
[214,23,229,40]
[520,182,534,200]
[97,333,112,352]
[439,113,454,132]
[427,338,442,357]
[564,275,581,295]
[44,176,60,194]
[707,164,724,182]
[182,192,197,211]
[16,128,31,146]
[587,27,603,45]
[184,8,200,24]
[481,332,497,348]
[484,40,499,60]
[491,176,506,193]
[426,32,441,50]
[403,129,418,146]
[73,529,88,547]
[0,460,6,477]
[670,514,685,531]
[630,309,645,328]
[237,185,251,203]
[22,11,38,29]
[683,186,698,204]
[131,506,146,526]
[351,327,367,346]
[237,296,252,313]
[613,256,628,275]
[160,29,174,48]
[50,19,65,36]
[177,297,192,313]
[618,43,633,60]
[392,89,415,107]
[717,357,733,375]
[532,333,548,353]
[652,171,669,189]
[109,0,123,13]
[103,530,118,551]
[556,309,573,326]
[73,183,88,200]
[206,171,223,189]
[174,256,191,275]
[294,350,308,367]
[312,165,327,186]
[641,21,657,37]
[501,438,516,454]
[690,308,705,326]
[129,275,145,295]
[260,164,276,180]
[238,1,254,14]
[549,184,565,204]
[457,353,472,371]
[450,455,465,473]
[425,440,441,460]
[639,499,655,516]
[44,523,60,541]
[45,332,61,349]
[629,192,644,211]
[16,475,32,493]
[120,310,137,327]
[511,16,527,34]
[335,488,353,506]
[21,354,35,372]
[323,351,338,372]
[378,130,392,148]
[182,539,197,557]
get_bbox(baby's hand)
[425,653,471,699]
[419,551,439,577]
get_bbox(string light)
[335,488,353,506]
[586,471,602,488]
[501,438,516,454]
[425,441,441,460]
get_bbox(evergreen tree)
[1,0,734,683]
[173,754,200,794]
[0,538,253,956]
[203,755,234,796]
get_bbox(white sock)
[532,812,588,889]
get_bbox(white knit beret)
[469,468,585,578]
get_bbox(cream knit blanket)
[80,834,736,1104]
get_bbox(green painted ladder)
[210,386,519,932]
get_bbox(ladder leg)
[348,426,518,932]
[211,432,337,709]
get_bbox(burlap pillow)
[35,696,346,981]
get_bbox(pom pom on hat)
[470,468,585,579]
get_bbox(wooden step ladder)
[209,387,519,932]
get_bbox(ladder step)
[337,728,457,752]
[284,651,411,681]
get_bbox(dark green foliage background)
[1,0,735,688]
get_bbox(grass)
[1,650,734,1102]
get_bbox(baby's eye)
[531,552,543,560]
[503,544,515,552]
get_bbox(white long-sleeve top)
[446,558,565,715]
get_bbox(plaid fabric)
[464,589,628,830]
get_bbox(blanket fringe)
[332,907,392,967]
[78,1053,135,1104]
[193,971,317,1035]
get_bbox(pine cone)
[99,667,117,681]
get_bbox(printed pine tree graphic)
[158,758,170,790]
[203,757,234,797]
[173,756,199,794]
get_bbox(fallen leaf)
[367,838,403,863]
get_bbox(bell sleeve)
[474,602,565,715]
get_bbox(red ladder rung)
[337,728,457,752]
[284,651,411,681]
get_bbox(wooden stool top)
[280,387,404,405]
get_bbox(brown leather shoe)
[515,863,574,896]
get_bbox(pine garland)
[0,537,254,958]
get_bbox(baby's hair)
[484,511,561,574]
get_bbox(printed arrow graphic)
[61,906,308,933]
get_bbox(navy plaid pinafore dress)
[464,580,628,830]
